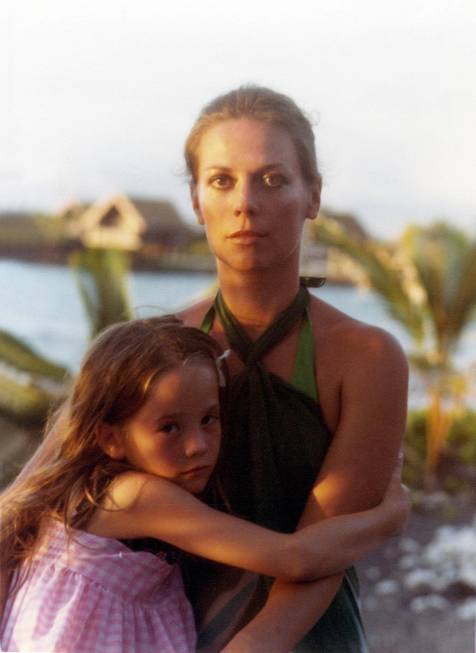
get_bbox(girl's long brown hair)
[0,316,225,611]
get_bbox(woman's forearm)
[224,483,408,651]
[293,501,394,579]
[222,456,408,651]
[220,575,343,653]
[290,453,409,579]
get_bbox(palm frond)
[447,239,476,344]
[0,372,54,424]
[70,248,133,338]
[313,217,476,474]
[402,225,447,355]
[314,218,425,344]
[404,224,476,356]
[0,330,69,381]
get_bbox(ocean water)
[1,260,475,386]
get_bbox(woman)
[178,85,408,653]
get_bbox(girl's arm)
[88,457,408,583]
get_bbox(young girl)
[0,317,408,653]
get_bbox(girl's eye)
[201,414,219,427]
[159,422,179,435]
[263,173,287,188]
[210,174,233,190]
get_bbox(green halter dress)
[187,285,368,653]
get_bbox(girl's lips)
[181,465,212,477]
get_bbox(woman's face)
[192,118,320,275]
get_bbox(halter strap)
[214,285,310,368]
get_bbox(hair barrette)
[215,349,231,387]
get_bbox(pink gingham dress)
[0,520,196,653]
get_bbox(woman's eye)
[210,175,233,189]
[263,173,287,188]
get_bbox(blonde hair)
[184,84,322,188]
[0,316,225,605]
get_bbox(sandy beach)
[358,494,475,653]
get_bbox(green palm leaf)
[0,330,69,381]
[314,217,476,474]
[403,224,476,359]
[70,248,133,337]
[446,239,476,344]
[0,372,56,424]
[314,218,425,344]
[0,247,133,428]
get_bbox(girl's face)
[192,118,320,275]
[111,362,222,494]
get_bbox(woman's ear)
[191,184,205,226]
[96,422,126,461]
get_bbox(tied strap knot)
[214,286,310,369]
[213,285,311,530]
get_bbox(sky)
[0,0,475,239]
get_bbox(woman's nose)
[233,180,258,217]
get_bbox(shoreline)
[0,251,353,286]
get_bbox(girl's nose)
[233,180,258,217]
[184,429,209,458]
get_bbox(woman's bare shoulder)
[309,295,407,370]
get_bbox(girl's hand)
[379,452,411,536]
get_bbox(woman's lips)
[228,230,265,244]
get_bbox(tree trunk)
[424,387,452,489]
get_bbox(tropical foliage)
[69,248,133,338]
[405,408,476,493]
[0,247,133,424]
[314,218,476,481]
[0,330,69,424]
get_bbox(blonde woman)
[179,85,409,652]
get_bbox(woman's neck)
[216,265,301,335]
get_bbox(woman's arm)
[221,326,409,652]
[88,455,408,583]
